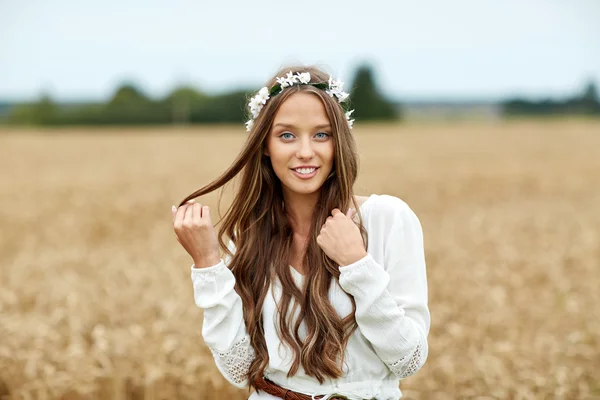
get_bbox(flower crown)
[245,71,355,132]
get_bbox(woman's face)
[265,92,334,199]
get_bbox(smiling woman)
[171,66,430,400]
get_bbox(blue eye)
[315,132,330,139]
[280,132,294,140]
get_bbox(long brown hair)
[178,65,368,385]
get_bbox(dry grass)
[0,120,598,400]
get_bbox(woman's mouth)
[291,167,319,179]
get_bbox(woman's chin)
[283,180,325,196]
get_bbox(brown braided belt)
[254,377,349,400]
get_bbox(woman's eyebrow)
[273,123,331,129]
[273,123,294,129]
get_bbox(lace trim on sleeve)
[386,333,428,379]
[209,335,255,386]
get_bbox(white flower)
[285,71,298,85]
[328,76,343,91]
[337,91,349,103]
[249,97,263,118]
[276,76,289,88]
[249,97,262,109]
[245,119,254,132]
[328,76,335,88]
[248,87,270,118]
[256,87,269,104]
[345,109,355,129]
[282,71,301,88]
[298,72,311,84]
[326,77,343,98]
[326,88,344,100]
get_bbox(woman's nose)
[296,137,315,159]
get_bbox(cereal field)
[0,120,598,400]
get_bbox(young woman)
[172,66,430,400]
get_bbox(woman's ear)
[263,148,270,157]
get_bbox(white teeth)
[295,168,316,175]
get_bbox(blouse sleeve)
[338,197,430,379]
[190,241,254,388]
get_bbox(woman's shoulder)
[360,193,412,216]
[362,194,423,241]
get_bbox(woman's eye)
[315,132,330,139]
[279,132,294,140]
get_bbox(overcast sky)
[1,0,599,101]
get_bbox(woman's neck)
[283,191,319,237]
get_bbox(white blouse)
[190,194,430,400]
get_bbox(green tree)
[103,83,169,124]
[581,81,598,102]
[571,80,600,115]
[7,93,58,125]
[189,90,248,124]
[349,64,398,121]
[108,84,149,106]
[34,95,57,124]
[164,87,209,124]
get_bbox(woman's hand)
[317,208,367,267]
[172,200,221,269]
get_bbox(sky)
[1,0,599,102]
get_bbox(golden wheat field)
[0,120,599,400]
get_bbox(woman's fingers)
[184,203,195,225]
[174,204,188,226]
[202,205,211,223]
[192,202,202,224]
[173,199,213,228]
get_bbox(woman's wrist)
[193,255,221,269]
[339,250,368,267]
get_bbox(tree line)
[3,65,396,126]
[503,81,600,116]
[2,66,599,126]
